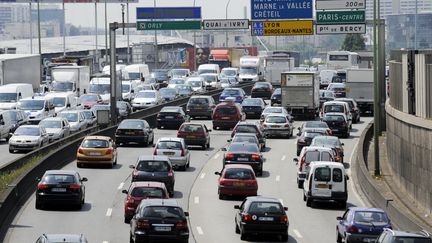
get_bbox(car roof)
[303,146,333,152]
[190,95,211,99]
[180,122,204,127]
[216,102,238,107]
[20,96,48,101]
[324,112,347,117]
[236,121,258,126]
[18,125,39,129]
[265,114,287,118]
[45,170,77,175]
[41,117,66,121]
[140,198,180,207]
[246,196,282,203]
[138,155,170,161]
[348,207,386,213]
[83,135,111,141]
[312,135,339,141]
[158,137,183,142]
[131,181,166,188]
[324,101,347,105]
[309,161,344,168]
[388,229,431,238]
[42,234,85,242]
[234,133,258,137]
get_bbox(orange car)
[76,136,117,168]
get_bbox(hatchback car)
[311,135,344,162]
[222,142,263,176]
[297,121,331,135]
[337,207,392,243]
[177,123,211,149]
[130,155,175,197]
[35,170,87,209]
[9,125,49,153]
[251,82,274,99]
[296,129,330,156]
[270,88,282,106]
[129,199,189,243]
[262,114,294,138]
[39,117,71,141]
[234,196,289,241]
[158,87,179,102]
[219,88,246,103]
[36,234,88,243]
[76,136,117,168]
[176,84,195,97]
[81,109,97,127]
[231,122,266,150]
[115,119,154,146]
[336,97,361,123]
[123,181,169,223]
[117,100,132,119]
[156,106,190,129]
[79,93,103,109]
[186,95,216,119]
[212,101,245,130]
[58,110,86,133]
[215,164,258,199]
[242,98,266,119]
[322,113,350,138]
[376,229,432,243]
[154,137,190,171]
[260,106,290,122]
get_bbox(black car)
[319,90,336,108]
[156,106,190,129]
[222,143,263,176]
[35,170,87,209]
[322,113,350,138]
[130,199,189,243]
[186,95,216,119]
[296,129,329,156]
[115,119,154,146]
[242,98,266,119]
[129,155,175,197]
[151,69,169,87]
[251,82,273,99]
[234,196,289,241]
[8,109,29,133]
[270,88,282,106]
[335,98,361,123]
[159,88,179,102]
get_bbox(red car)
[122,181,169,223]
[212,101,246,130]
[214,164,258,199]
[79,93,103,109]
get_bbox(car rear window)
[353,211,389,226]
[215,106,237,115]
[119,120,145,129]
[264,107,282,113]
[232,136,258,144]
[142,206,183,218]
[394,237,431,243]
[161,107,180,113]
[324,105,345,113]
[180,125,204,133]
[314,167,331,182]
[242,99,262,106]
[81,139,109,148]
[222,89,240,95]
[136,161,170,172]
[305,151,320,163]
[254,83,270,88]
[131,187,165,198]
[266,116,287,123]
[304,131,325,138]
[248,202,283,214]
[224,168,254,180]
[228,144,259,153]
[235,125,257,133]
[304,122,328,129]
[189,98,209,105]
[157,141,182,150]
[42,174,76,184]
[333,168,343,182]
[323,115,345,122]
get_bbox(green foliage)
[341,34,366,51]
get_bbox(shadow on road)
[39,202,92,212]
[309,200,357,211]
[245,234,297,242]
[172,190,184,199]
[9,224,33,229]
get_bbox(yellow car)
[77,136,118,168]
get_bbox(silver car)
[58,110,87,133]
[39,117,71,141]
[81,109,97,127]
[153,137,190,171]
[260,106,290,123]
[9,125,49,153]
[262,114,294,138]
[36,234,88,243]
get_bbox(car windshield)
[157,141,182,150]
[324,105,345,113]
[142,206,183,219]
[119,120,145,129]
[312,137,340,147]
[122,84,131,93]
[199,69,217,75]
[136,161,170,172]
[273,88,281,94]
[266,116,287,123]
[189,98,209,105]
[240,67,257,75]
[187,81,201,87]
[222,89,240,96]
[304,122,328,129]
[131,187,164,198]
[394,237,432,243]
[128,72,141,80]
[201,75,217,82]
[169,79,185,85]
[224,168,254,180]
[81,139,109,148]
[52,97,66,107]
[221,69,237,76]
[248,202,284,214]
[235,125,257,133]
[180,124,203,133]
[320,91,334,98]
[0,93,17,102]
[18,100,45,110]
[242,99,262,106]
[117,102,128,109]
[89,84,110,94]
[228,143,259,153]
[82,111,94,119]
[80,95,98,102]
[160,88,177,96]
[323,115,345,122]
[264,107,282,114]
[40,120,62,129]
[353,211,389,226]
[254,82,269,88]
[215,106,237,115]
[14,126,40,136]
[42,174,76,184]
[59,112,78,122]
[136,92,156,98]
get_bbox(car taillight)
[106,148,113,155]
[280,215,288,223]
[168,170,174,177]
[126,196,135,205]
[220,179,233,186]
[242,214,251,222]
[175,220,188,230]
[78,148,84,154]
[69,184,81,192]
[180,149,185,156]
[137,219,150,229]
[153,148,157,155]
[335,156,341,162]
[37,183,49,190]
[328,129,333,135]
[299,157,305,172]
[348,224,358,233]
[251,154,261,161]
[225,154,235,160]
[284,124,290,127]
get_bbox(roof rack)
[419,230,431,237]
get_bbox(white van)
[198,64,220,76]
[122,80,140,101]
[0,83,34,110]
[45,92,78,113]
[125,64,150,82]
[319,70,337,88]
[102,64,128,80]
[303,161,348,208]
[89,77,111,104]
[17,96,56,124]
[321,101,352,127]
[239,56,264,82]
[0,110,14,141]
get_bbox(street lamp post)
[225,0,231,47]
[193,0,196,71]
[153,0,158,69]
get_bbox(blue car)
[219,88,245,103]
[336,207,392,243]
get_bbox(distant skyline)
[64,0,249,28]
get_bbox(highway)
[0,140,30,167]
[4,116,372,243]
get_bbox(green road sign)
[136,20,201,30]
[316,10,365,24]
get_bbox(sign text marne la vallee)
[251,0,313,20]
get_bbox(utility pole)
[109,23,118,125]
[153,0,158,69]
[373,0,380,176]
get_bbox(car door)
[204,125,210,143]
[144,120,152,139]
[332,167,346,194]
[337,209,350,236]
[311,166,332,198]
[236,199,247,227]
[63,120,71,136]
[40,127,48,144]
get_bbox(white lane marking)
[213,153,220,159]
[293,229,303,238]
[200,172,206,179]
[194,196,200,204]
[102,241,108,243]
[117,182,124,190]
[281,155,286,161]
[106,208,112,217]
[275,175,281,182]
[196,226,204,235]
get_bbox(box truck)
[0,54,41,90]
[345,68,374,114]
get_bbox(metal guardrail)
[0,82,254,241]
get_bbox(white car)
[167,78,186,89]
[262,114,294,138]
[186,77,205,93]
[9,125,49,153]
[58,110,87,133]
[81,109,97,127]
[132,90,162,111]
[260,106,290,122]
[200,73,221,90]
[153,137,190,171]
[39,117,71,141]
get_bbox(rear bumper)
[213,120,238,128]
[36,193,81,204]
[265,128,291,136]
[241,223,288,235]
[156,119,184,127]
[218,186,257,196]
[251,91,272,98]
[345,233,379,243]
[307,191,348,201]
[183,137,207,146]
[9,144,39,151]
[115,135,148,143]
[134,231,189,242]
[77,156,114,164]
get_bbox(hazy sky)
[65,0,250,28]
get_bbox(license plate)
[259,217,273,221]
[89,152,102,156]
[316,184,328,189]
[163,152,175,156]
[222,117,231,120]
[237,157,249,161]
[154,226,171,232]
[51,188,66,192]
[233,182,245,187]
[165,116,174,119]
[271,125,280,128]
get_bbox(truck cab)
[17,96,56,124]
[50,66,90,96]
[239,56,264,82]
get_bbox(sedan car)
[215,164,258,199]
[154,137,190,171]
[311,135,344,163]
[131,90,162,111]
[231,122,266,150]
[156,106,190,129]
[130,155,175,197]
[76,135,117,168]
[35,170,87,209]
[122,181,169,223]
[262,114,294,138]
[251,82,273,99]
[39,117,71,141]
[9,125,49,153]
[79,93,103,109]
[177,123,211,149]
[115,119,154,146]
[58,110,87,133]
[222,143,263,176]
[159,87,179,102]
[234,196,289,241]
[81,109,97,127]
[336,97,361,123]
[297,120,331,135]
[186,95,216,119]
[229,133,261,151]
[129,199,189,243]
[296,129,330,156]
[337,207,392,243]
[219,88,246,103]
[175,84,195,97]
[36,234,88,243]
[260,106,290,123]
[242,98,266,119]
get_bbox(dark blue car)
[270,88,281,106]
[219,88,245,103]
[336,207,392,243]
[241,98,266,119]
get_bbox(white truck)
[0,54,41,90]
[346,68,374,114]
[263,54,294,87]
[51,66,90,96]
[281,71,320,119]
[239,56,264,82]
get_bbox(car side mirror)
[336,216,343,220]
[293,158,299,164]
[129,165,135,169]
[221,147,227,151]
[184,212,189,217]
[81,177,88,182]
[122,189,128,194]
[227,139,232,142]
[45,107,49,111]
[284,207,288,211]
[234,205,240,209]
[214,171,221,176]
[341,143,344,146]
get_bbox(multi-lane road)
[4,116,372,243]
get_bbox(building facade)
[387,13,432,49]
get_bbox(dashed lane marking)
[276,175,280,182]
[117,182,124,190]
[281,155,286,161]
[102,241,108,243]
[293,229,303,238]
[213,153,220,159]
[106,208,112,217]
[194,196,199,204]
[196,226,204,235]
[200,173,206,179]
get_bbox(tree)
[341,34,366,51]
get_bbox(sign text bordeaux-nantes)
[251,20,314,36]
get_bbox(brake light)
[69,184,81,192]
[168,170,174,177]
[242,214,252,222]
[180,149,185,157]
[175,220,188,230]
[299,157,305,172]
[225,154,235,160]
[153,148,157,155]
[106,148,113,155]
[37,183,49,190]
[251,154,261,161]
[284,124,290,128]
[220,179,233,186]
[280,215,288,223]
[137,219,150,229]
[78,148,84,154]
[336,156,341,162]
[348,224,358,233]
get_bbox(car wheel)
[235,223,240,234]
[129,233,134,243]
[9,148,13,153]
[77,202,83,210]
[77,162,82,168]
[303,193,306,202]
[280,234,289,242]
[169,190,174,198]
[240,232,248,241]
[296,149,301,156]
[218,193,224,200]
[336,230,342,243]
[306,198,312,207]
[124,217,131,224]
[298,180,304,189]
[35,200,43,210]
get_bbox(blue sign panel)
[251,0,313,20]
[252,22,264,36]
[136,7,201,20]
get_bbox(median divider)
[0,82,253,241]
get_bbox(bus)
[326,51,359,70]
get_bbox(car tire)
[169,190,174,198]
[157,125,162,129]
[336,230,342,243]
[345,132,350,138]
[9,148,13,153]
[206,142,210,149]
[129,233,134,243]
[77,162,82,168]
[240,232,248,241]
[298,180,304,189]
[124,217,131,224]
[280,234,288,242]
[218,193,224,200]
[77,202,83,210]
[35,201,43,210]
[306,198,312,207]
[296,149,301,156]
[235,223,240,234]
